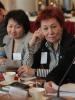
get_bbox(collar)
[45,41,60,52]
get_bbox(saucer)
[0,80,17,86]
[19,76,36,82]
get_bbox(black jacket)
[45,31,75,85]
[32,30,75,85]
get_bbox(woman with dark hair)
[18,6,75,90]
[4,9,30,34]
[0,9,32,71]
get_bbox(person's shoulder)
[24,32,32,40]
[26,31,32,37]
[3,35,10,40]
[22,32,32,45]
[3,35,11,44]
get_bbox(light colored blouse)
[3,32,32,69]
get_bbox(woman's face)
[7,19,24,39]
[41,18,63,43]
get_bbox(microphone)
[48,57,75,100]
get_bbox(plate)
[0,80,17,86]
[19,76,36,82]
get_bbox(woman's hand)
[44,81,58,93]
[29,28,44,47]
[17,65,35,76]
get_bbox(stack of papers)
[60,83,75,92]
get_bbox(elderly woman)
[0,9,32,71]
[18,6,75,89]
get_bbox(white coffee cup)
[3,72,16,83]
[29,87,45,100]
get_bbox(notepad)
[47,83,75,98]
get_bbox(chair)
[64,21,75,36]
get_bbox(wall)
[0,0,36,12]
[16,0,36,12]
[0,0,75,12]
[63,0,72,11]
[0,0,16,11]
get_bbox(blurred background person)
[0,9,32,72]
[0,1,7,45]
[18,6,75,79]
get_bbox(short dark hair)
[0,1,5,9]
[4,9,30,34]
[36,6,65,28]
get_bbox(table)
[0,74,75,100]
[28,95,75,100]
[0,75,45,100]
[0,93,75,100]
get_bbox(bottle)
[0,43,7,72]
[0,43,6,58]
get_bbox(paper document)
[47,92,75,98]
[47,83,75,98]
[60,83,75,92]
